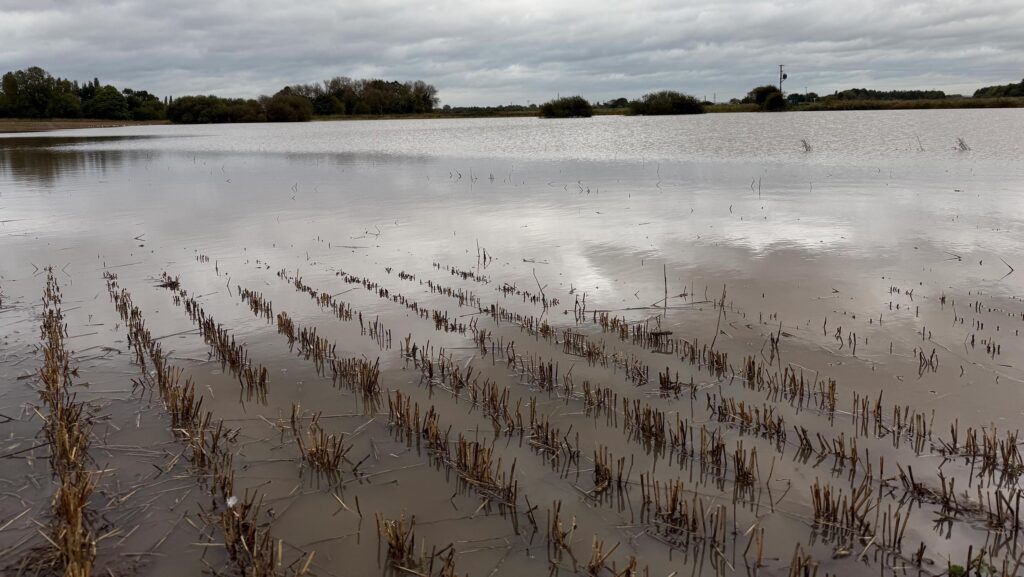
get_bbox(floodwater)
[2,110,1024,576]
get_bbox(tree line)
[286,78,439,116]
[974,79,1024,98]
[0,66,164,120]
[540,91,707,118]
[0,66,439,123]
[3,65,1021,123]
[167,79,441,123]
[824,88,948,101]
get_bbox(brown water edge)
[0,119,170,134]
[2,227,1021,577]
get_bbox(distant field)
[3,96,1022,134]
[0,118,169,133]
[797,96,1024,111]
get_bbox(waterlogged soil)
[1,111,1024,576]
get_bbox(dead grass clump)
[940,425,1024,481]
[593,445,626,496]
[291,404,351,480]
[239,286,274,320]
[547,500,577,563]
[379,513,416,567]
[622,399,664,445]
[788,543,818,577]
[810,477,875,539]
[219,490,279,576]
[157,271,181,290]
[454,435,518,508]
[377,513,460,576]
[469,378,522,435]
[527,410,580,468]
[639,476,728,548]
[586,536,619,575]
[30,269,97,576]
[732,441,758,491]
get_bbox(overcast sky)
[2,0,1022,106]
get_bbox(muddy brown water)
[1,111,1024,576]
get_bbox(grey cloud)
[1,0,1021,105]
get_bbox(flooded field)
[1,109,1023,576]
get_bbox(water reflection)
[0,136,162,187]
[0,118,1021,300]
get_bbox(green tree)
[45,92,82,118]
[408,80,439,113]
[122,88,166,120]
[0,66,56,117]
[77,78,99,103]
[82,85,129,119]
[312,93,345,116]
[264,89,313,122]
[130,100,166,120]
[0,73,17,116]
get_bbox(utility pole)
[778,65,787,93]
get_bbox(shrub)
[628,90,704,115]
[744,85,781,106]
[743,85,786,111]
[539,96,592,118]
[763,92,786,111]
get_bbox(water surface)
[2,110,1023,576]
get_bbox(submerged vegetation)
[6,209,1023,574]
[2,112,1024,575]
